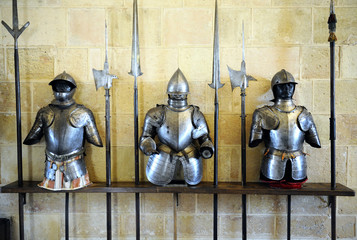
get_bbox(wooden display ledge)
[0,181,354,196]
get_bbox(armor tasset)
[140,69,214,185]
[24,72,103,191]
[249,70,321,188]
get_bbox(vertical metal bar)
[105,88,112,240]
[213,194,218,240]
[18,193,24,240]
[173,193,178,240]
[135,193,140,240]
[287,195,291,240]
[328,2,337,239]
[107,193,112,240]
[65,193,69,240]
[242,194,247,240]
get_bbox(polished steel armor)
[140,69,213,185]
[249,70,320,185]
[24,72,103,191]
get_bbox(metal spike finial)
[129,0,143,78]
[328,0,337,42]
[209,0,224,90]
[228,21,256,91]
[1,0,30,47]
[93,21,118,90]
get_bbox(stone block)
[337,216,356,239]
[0,48,5,80]
[341,46,357,79]
[89,193,136,214]
[272,0,330,6]
[240,47,300,81]
[0,113,31,145]
[66,213,106,238]
[55,48,88,83]
[338,0,357,6]
[1,7,65,47]
[306,145,347,184]
[179,47,212,84]
[112,147,136,181]
[249,195,286,214]
[222,0,271,7]
[0,193,18,214]
[220,215,242,238]
[218,194,242,214]
[294,79,314,111]
[347,146,357,187]
[247,215,275,238]
[197,194,213,214]
[125,0,183,8]
[276,215,330,239]
[301,46,340,79]
[112,82,133,115]
[314,81,357,115]
[62,0,124,7]
[139,48,179,83]
[0,0,60,6]
[177,215,213,237]
[68,9,105,47]
[119,213,165,238]
[163,8,212,46]
[142,193,172,214]
[107,48,132,82]
[177,194,196,213]
[338,187,357,214]
[314,7,357,45]
[253,8,312,44]
[219,9,251,47]
[337,114,357,146]
[32,82,56,112]
[217,114,240,145]
[75,83,106,113]
[138,81,167,113]
[0,82,31,113]
[311,114,329,146]
[246,145,264,182]
[291,196,329,215]
[205,80,234,115]
[6,48,55,81]
[83,143,106,182]
[25,214,61,240]
[109,8,161,47]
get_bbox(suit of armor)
[249,70,320,187]
[140,69,214,185]
[24,72,103,191]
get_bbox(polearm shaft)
[328,1,337,240]
[2,1,29,240]
[128,1,143,239]
[228,21,256,240]
[209,1,225,239]
[93,21,117,240]
[2,0,29,187]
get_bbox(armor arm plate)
[139,105,165,156]
[192,106,214,159]
[23,106,54,145]
[249,106,279,147]
[70,105,103,147]
[298,107,321,148]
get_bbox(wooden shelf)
[0,181,354,196]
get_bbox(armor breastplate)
[267,106,305,151]
[45,104,85,155]
[157,106,194,152]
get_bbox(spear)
[92,21,118,240]
[328,0,337,239]
[128,0,143,239]
[208,1,224,239]
[2,1,29,240]
[227,21,256,240]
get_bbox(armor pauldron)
[70,105,92,128]
[297,107,313,132]
[192,106,209,139]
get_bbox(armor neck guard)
[50,98,76,108]
[168,99,188,111]
[273,99,296,113]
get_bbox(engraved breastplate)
[157,106,194,152]
[267,107,305,151]
[45,104,85,155]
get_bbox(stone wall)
[0,0,356,239]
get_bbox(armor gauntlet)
[192,106,214,159]
[139,105,165,155]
